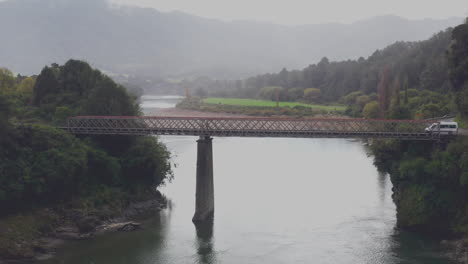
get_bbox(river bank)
[369,138,468,264]
[0,190,167,263]
[176,97,346,118]
[443,239,468,263]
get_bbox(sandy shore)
[146,107,249,118]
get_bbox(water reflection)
[42,211,170,264]
[139,95,183,114]
[377,171,389,204]
[194,220,217,264]
[389,230,453,264]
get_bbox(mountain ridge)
[0,0,463,78]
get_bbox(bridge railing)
[67,116,440,140]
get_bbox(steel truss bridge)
[66,115,448,223]
[67,116,442,140]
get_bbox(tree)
[389,77,404,119]
[17,77,36,104]
[83,77,139,116]
[378,67,391,118]
[259,86,284,101]
[287,88,303,101]
[33,61,139,118]
[122,137,172,187]
[17,77,35,95]
[356,95,371,108]
[419,103,442,118]
[448,19,468,92]
[448,19,468,117]
[303,88,321,102]
[363,101,379,119]
[0,93,11,141]
[195,87,208,98]
[342,91,364,105]
[32,66,59,106]
[0,68,16,94]
[403,75,409,105]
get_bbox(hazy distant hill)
[0,0,463,78]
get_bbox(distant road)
[459,128,468,136]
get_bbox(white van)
[425,121,458,135]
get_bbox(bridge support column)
[193,136,214,223]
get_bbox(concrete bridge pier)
[192,136,214,223]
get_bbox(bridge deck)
[67,116,442,140]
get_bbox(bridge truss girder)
[67,116,440,140]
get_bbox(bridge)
[66,116,445,223]
[67,116,440,139]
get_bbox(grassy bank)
[179,97,346,117]
[203,97,346,111]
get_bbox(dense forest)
[0,60,172,258]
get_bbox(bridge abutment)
[192,136,214,223]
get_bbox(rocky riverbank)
[443,238,468,264]
[0,191,167,263]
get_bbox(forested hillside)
[194,24,465,120]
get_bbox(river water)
[44,96,453,264]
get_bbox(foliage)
[179,29,454,107]
[17,77,35,95]
[121,137,173,188]
[448,19,468,92]
[32,60,139,122]
[0,210,59,258]
[362,101,379,119]
[303,88,321,103]
[0,60,172,217]
[287,87,304,101]
[0,125,88,211]
[259,86,285,102]
[179,27,465,122]
[370,138,468,234]
[448,19,468,117]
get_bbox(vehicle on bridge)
[425,121,458,135]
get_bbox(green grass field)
[202,98,346,111]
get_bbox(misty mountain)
[0,0,463,78]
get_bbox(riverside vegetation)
[369,19,468,237]
[367,19,468,262]
[0,60,173,261]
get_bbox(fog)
[0,0,464,78]
[110,0,468,25]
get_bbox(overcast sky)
[109,0,468,25]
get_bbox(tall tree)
[32,66,59,106]
[448,18,468,117]
[378,67,391,118]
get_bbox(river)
[43,95,453,264]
